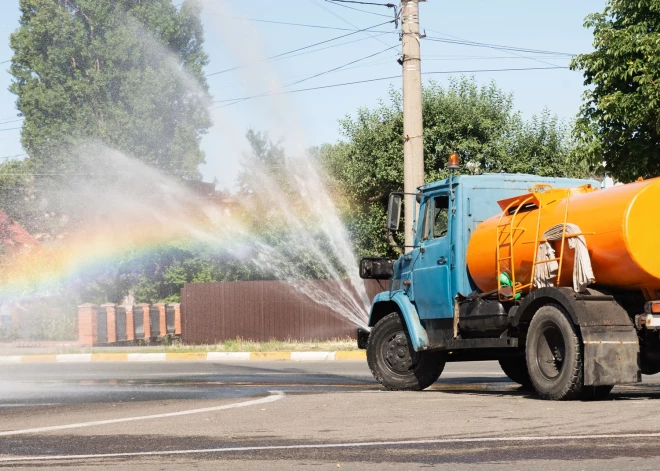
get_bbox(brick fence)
[76,303,181,346]
[68,280,385,346]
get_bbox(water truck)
[358,166,660,400]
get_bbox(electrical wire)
[0,127,21,133]
[322,0,392,18]
[325,0,395,6]
[307,0,391,48]
[214,66,569,108]
[205,19,394,77]
[217,44,399,108]
[424,36,573,57]
[422,29,565,68]
[211,53,399,92]
[0,118,24,126]
[203,14,381,32]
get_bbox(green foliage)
[321,77,587,257]
[571,0,660,181]
[8,0,211,179]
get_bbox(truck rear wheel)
[498,357,532,388]
[367,313,445,391]
[525,304,584,400]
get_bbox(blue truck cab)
[358,173,645,399]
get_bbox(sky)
[0,0,606,189]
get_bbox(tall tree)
[8,0,211,179]
[571,0,660,182]
[321,77,587,257]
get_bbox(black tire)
[367,312,445,391]
[499,357,533,388]
[581,385,614,401]
[525,304,584,400]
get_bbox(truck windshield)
[433,196,449,238]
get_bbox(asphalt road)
[3,360,660,470]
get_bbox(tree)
[321,77,587,257]
[8,0,211,179]
[571,0,660,182]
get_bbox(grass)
[0,337,360,355]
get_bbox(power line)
[424,36,573,57]
[326,0,395,6]
[323,0,392,18]
[0,118,24,126]
[423,29,564,68]
[214,66,569,108]
[212,53,399,92]
[308,0,391,48]
[0,127,21,133]
[218,44,399,108]
[251,31,393,65]
[205,19,394,77]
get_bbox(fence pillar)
[170,303,182,335]
[101,303,117,344]
[135,304,150,339]
[124,305,135,341]
[77,304,98,346]
[153,303,166,337]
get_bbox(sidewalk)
[0,350,366,363]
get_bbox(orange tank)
[466,178,660,300]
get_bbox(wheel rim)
[535,323,565,380]
[383,331,418,374]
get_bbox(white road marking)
[0,404,61,408]
[583,341,638,344]
[442,372,505,376]
[2,431,660,462]
[0,391,284,437]
[0,356,22,364]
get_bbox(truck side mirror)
[387,193,402,232]
[360,258,394,280]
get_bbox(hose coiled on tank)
[534,223,596,293]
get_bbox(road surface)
[2,360,660,470]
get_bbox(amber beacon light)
[448,152,460,171]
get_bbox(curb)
[0,351,366,364]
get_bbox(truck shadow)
[426,379,660,401]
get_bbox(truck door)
[412,194,453,319]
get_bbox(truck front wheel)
[367,313,445,391]
[525,305,583,400]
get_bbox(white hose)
[533,223,595,293]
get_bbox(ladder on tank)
[495,185,572,302]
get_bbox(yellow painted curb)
[166,352,207,361]
[21,355,57,363]
[250,352,292,361]
[91,353,129,362]
[334,351,366,361]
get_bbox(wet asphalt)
[2,361,660,470]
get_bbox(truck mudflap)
[581,326,641,386]
[368,291,430,352]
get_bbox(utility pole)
[401,0,425,249]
